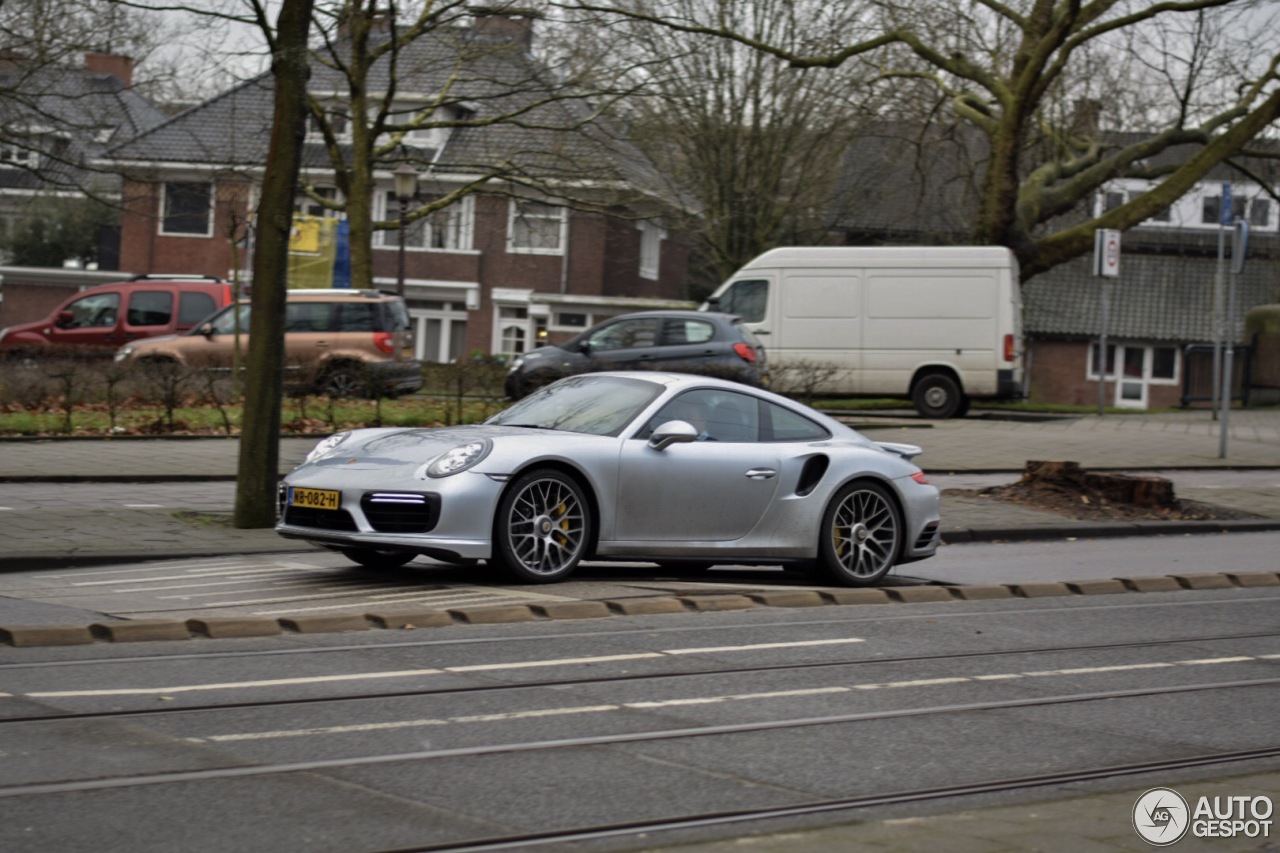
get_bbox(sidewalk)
[0,409,1277,570]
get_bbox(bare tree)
[561,0,879,297]
[571,0,1280,280]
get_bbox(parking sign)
[1094,229,1121,277]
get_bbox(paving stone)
[1227,572,1280,587]
[90,619,191,642]
[447,605,535,624]
[746,590,826,608]
[1117,575,1183,593]
[679,594,756,611]
[1066,579,1129,596]
[529,601,611,620]
[278,615,371,634]
[886,586,955,603]
[821,589,891,605]
[1168,572,1235,590]
[950,585,1014,601]
[1011,582,1073,598]
[0,624,95,647]
[604,597,686,615]
[366,608,454,629]
[186,617,282,638]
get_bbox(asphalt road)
[1,589,1277,852]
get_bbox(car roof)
[603,310,739,323]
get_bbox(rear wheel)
[912,373,962,419]
[816,480,901,587]
[492,469,591,583]
[340,548,416,570]
[319,364,369,398]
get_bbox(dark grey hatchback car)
[504,310,768,399]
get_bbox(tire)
[319,365,369,398]
[912,373,962,419]
[341,548,416,570]
[954,394,972,418]
[492,469,591,583]
[816,480,902,587]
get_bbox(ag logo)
[1134,787,1190,846]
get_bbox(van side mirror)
[705,297,720,309]
[648,420,698,451]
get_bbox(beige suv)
[115,289,422,397]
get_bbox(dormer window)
[307,105,350,140]
[0,141,39,169]
[382,104,454,153]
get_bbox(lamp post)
[393,162,419,297]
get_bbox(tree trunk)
[234,0,315,529]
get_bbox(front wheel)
[319,365,369,398]
[492,469,591,583]
[816,480,902,587]
[340,548,416,570]
[912,373,962,419]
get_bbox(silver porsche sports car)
[277,372,941,585]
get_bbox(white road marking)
[123,504,164,508]
[72,568,306,586]
[169,653,1278,743]
[447,654,664,672]
[664,639,865,655]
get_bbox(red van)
[0,276,234,355]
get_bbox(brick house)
[100,9,690,364]
[830,124,1279,409]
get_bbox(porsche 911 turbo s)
[276,372,940,585]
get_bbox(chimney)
[84,53,133,87]
[470,6,541,53]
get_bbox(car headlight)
[424,439,492,478]
[305,431,352,463]
[508,356,524,373]
[114,346,133,362]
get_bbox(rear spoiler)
[876,441,923,461]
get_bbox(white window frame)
[1087,341,1180,409]
[637,221,665,280]
[159,180,214,237]
[0,141,39,169]
[508,199,567,255]
[306,103,352,142]
[549,310,593,333]
[296,186,343,219]
[376,192,474,252]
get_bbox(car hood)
[298,424,609,473]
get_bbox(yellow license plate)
[290,487,340,510]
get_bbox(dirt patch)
[942,461,1265,522]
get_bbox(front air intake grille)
[361,492,440,534]
[915,522,940,549]
[283,505,359,531]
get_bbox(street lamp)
[393,162,419,297]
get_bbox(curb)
[2,571,1276,649]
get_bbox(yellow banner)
[287,215,336,289]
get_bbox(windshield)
[487,375,664,436]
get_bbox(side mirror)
[648,419,698,451]
[576,340,592,355]
[200,323,215,338]
[55,310,74,329]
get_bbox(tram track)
[2,631,1277,726]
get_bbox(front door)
[1115,345,1148,409]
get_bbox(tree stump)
[1022,461,1176,508]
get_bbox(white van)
[702,246,1024,418]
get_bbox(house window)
[0,141,38,169]
[161,182,212,236]
[1088,342,1116,379]
[552,311,589,330]
[378,194,472,251]
[1249,198,1272,229]
[296,187,341,218]
[509,200,565,254]
[308,106,350,140]
[1103,191,1126,212]
[638,221,664,280]
[1202,193,1248,225]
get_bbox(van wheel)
[912,373,962,419]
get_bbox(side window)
[126,291,174,327]
[641,389,759,443]
[209,304,250,334]
[178,292,217,326]
[59,292,120,328]
[716,279,768,323]
[762,401,830,442]
[662,318,715,345]
[285,302,334,332]
[337,302,378,331]
[586,317,660,351]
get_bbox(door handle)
[745,468,777,480]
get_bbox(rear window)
[337,302,378,332]
[662,318,715,344]
[382,299,410,332]
[126,291,174,327]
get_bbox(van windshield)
[716,279,767,323]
